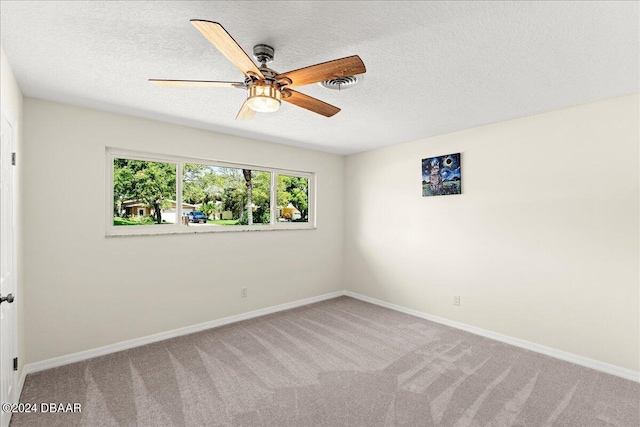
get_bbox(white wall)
[22,98,345,364]
[345,94,639,372]
[0,47,24,378]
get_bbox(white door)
[0,111,17,427]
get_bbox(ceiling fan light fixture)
[151,21,366,119]
[247,84,281,113]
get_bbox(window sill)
[106,224,316,237]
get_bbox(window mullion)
[177,162,183,227]
[270,172,276,226]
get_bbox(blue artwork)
[422,153,461,197]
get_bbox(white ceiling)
[1,1,638,155]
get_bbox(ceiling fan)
[149,20,366,120]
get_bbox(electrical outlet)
[453,295,460,306]
[241,287,248,298]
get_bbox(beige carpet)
[11,296,640,426]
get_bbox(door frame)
[0,101,19,427]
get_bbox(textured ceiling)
[1,1,638,155]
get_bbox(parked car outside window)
[188,211,207,223]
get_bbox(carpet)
[10,296,640,426]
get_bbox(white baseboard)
[17,369,26,399]
[22,289,639,384]
[6,370,27,426]
[23,291,343,375]
[345,291,640,383]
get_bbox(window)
[182,164,271,227]
[276,175,309,223]
[107,149,315,235]
[113,159,177,226]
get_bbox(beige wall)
[0,47,25,379]
[22,98,345,364]
[18,91,640,374]
[345,94,640,372]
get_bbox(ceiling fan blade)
[190,20,264,79]
[149,79,244,88]
[236,99,256,120]
[276,55,366,88]
[282,89,340,117]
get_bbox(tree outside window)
[113,159,176,226]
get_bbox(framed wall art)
[422,153,461,197]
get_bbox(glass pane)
[113,159,177,226]
[182,164,271,227]
[276,175,309,223]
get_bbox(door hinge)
[11,152,16,166]
[13,357,18,371]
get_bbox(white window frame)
[106,148,316,236]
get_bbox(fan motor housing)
[259,67,278,80]
[245,66,278,86]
